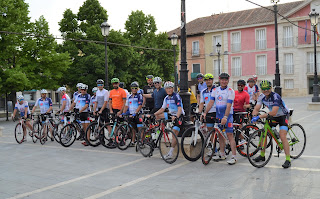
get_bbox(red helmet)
[252,75,258,81]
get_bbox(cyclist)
[94,79,109,122]
[57,87,71,122]
[234,79,250,126]
[143,77,167,114]
[32,89,54,141]
[154,81,185,159]
[244,78,259,105]
[69,84,91,145]
[12,95,33,141]
[109,78,127,116]
[196,73,207,104]
[122,81,144,146]
[90,87,98,112]
[143,75,155,111]
[251,80,291,168]
[203,73,237,165]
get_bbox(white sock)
[169,147,174,154]
[232,155,237,159]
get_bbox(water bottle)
[154,129,161,140]
[272,127,280,139]
[151,132,156,140]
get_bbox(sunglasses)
[237,84,245,87]
[97,84,103,87]
[19,99,24,101]
[131,87,138,90]
[197,77,203,80]
[261,88,271,91]
[154,82,160,84]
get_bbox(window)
[256,29,266,50]
[232,57,241,77]
[213,60,221,77]
[213,35,222,53]
[284,79,294,89]
[192,41,199,56]
[231,32,241,52]
[283,26,293,47]
[284,53,294,74]
[256,55,267,75]
[307,52,320,73]
[193,64,201,73]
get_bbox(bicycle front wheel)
[247,129,273,168]
[137,127,153,157]
[85,122,101,147]
[99,124,117,149]
[288,123,306,159]
[181,126,204,162]
[116,124,133,150]
[159,129,179,164]
[59,124,77,147]
[32,122,41,143]
[201,130,216,165]
[14,123,24,144]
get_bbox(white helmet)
[153,77,162,83]
[76,83,83,88]
[40,89,48,94]
[164,81,174,89]
[57,87,66,92]
[17,95,24,100]
[92,87,98,92]
[80,84,88,90]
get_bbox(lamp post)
[309,9,320,102]
[100,21,110,89]
[271,0,282,96]
[171,33,178,92]
[216,42,221,75]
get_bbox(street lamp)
[216,42,221,75]
[171,33,178,92]
[309,9,320,102]
[271,0,281,96]
[100,21,110,89]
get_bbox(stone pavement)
[0,96,319,199]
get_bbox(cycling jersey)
[90,95,96,111]
[109,88,127,110]
[15,101,30,117]
[210,86,235,119]
[244,84,259,103]
[234,90,250,112]
[143,85,154,109]
[200,86,216,113]
[35,97,53,114]
[61,94,71,112]
[75,94,90,112]
[73,91,79,103]
[197,82,207,94]
[96,89,109,109]
[126,93,143,114]
[257,92,289,117]
[161,93,185,116]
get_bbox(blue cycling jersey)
[126,93,143,114]
[35,97,53,114]
[161,93,185,116]
[200,86,216,113]
[257,92,289,117]
[75,94,90,112]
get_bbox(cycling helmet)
[92,87,98,92]
[96,79,104,84]
[119,82,125,88]
[146,75,154,80]
[237,80,246,86]
[130,81,139,87]
[76,83,83,88]
[260,80,272,90]
[80,84,88,90]
[40,89,48,94]
[204,73,214,80]
[253,75,258,81]
[57,87,67,92]
[164,81,174,88]
[219,73,230,80]
[196,73,204,79]
[17,95,24,100]
[153,77,162,83]
[111,78,120,84]
[247,78,255,83]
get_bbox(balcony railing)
[297,35,319,45]
[192,50,200,56]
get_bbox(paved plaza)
[0,96,319,199]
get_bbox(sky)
[25,0,302,37]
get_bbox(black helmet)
[237,79,246,86]
[96,79,104,84]
[196,73,204,78]
[119,82,125,88]
[130,81,139,87]
[219,73,230,80]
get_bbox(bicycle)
[13,116,34,144]
[246,109,306,168]
[38,113,61,145]
[137,115,179,164]
[84,112,104,147]
[98,113,122,149]
[59,112,85,147]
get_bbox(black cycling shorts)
[98,108,109,123]
[205,112,216,124]
[269,115,288,128]
[79,112,89,121]
[233,112,245,124]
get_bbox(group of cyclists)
[12,72,293,168]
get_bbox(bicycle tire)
[116,124,133,151]
[40,125,48,145]
[137,127,153,157]
[181,126,204,162]
[85,122,101,147]
[288,123,306,159]
[201,130,216,165]
[53,122,63,143]
[14,123,24,144]
[32,122,41,143]
[59,124,77,147]
[99,124,117,149]
[235,124,259,157]
[159,129,179,164]
[247,129,273,168]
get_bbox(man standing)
[143,75,155,111]
[244,78,259,104]
[94,79,109,123]
[196,73,207,104]
[109,78,127,116]
[143,77,167,114]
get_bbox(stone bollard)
[0,126,3,137]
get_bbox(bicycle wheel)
[235,124,259,157]
[116,124,133,150]
[137,127,153,157]
[288,123,306,159]
[85,122,101,147]
[247,129,273,168]
[59,124,77,147]
[201,130,216,165]
[32,122,41,143]
[40,125,48,145]
[14,123,24,144]
[99,124,117,149]
[159,129,179,164]
[181,126,204,161]
[53,122,63,143]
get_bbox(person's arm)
[68,101,76,112]
[60,100,66,112]
[32,100,37,114]
[109,99,113,113]
[79,104,88,113]
[24,107,28,118]
[142,96,146,107]
[243,93,251,110]
[47,99,53,113]
[143,94,152,98]
[259,106,279,119]
[199,102,204,114]
[173,107,182,120]
[122,106,129,114]
[12,109,17,118]
[119,98,126,115]
[221,103,232,125]
[154,108,165,116]
[204,90,215,116]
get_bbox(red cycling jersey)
[234,90,250,112]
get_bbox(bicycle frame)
[259,120,283,151]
